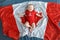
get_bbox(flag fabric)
[0,1,60,40]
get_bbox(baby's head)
[27,4,34,11]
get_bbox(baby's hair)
[27,4,34,7]
[25,4,35,10]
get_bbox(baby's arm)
[36,12,42,17]
[18,13,25,17]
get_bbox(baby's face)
[27,4,34,11]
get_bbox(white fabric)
[13,1,48,39]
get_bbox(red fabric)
[0,5,19,40]
[44,2,60,40]
[25,10,36,26]
[21,10,43,26]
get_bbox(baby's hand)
[18,13,25,17]
[36,12,42,17]
[25,21,31,28]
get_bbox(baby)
[20,4,43,32]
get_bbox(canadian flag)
[0,1,60,40]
